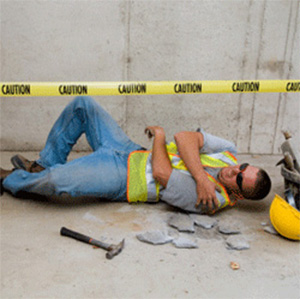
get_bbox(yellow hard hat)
[270,194,300,240]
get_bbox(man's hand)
[195,177,221,211]
[145,126,164,139]
[145,126,172,188]
[173,131,221,211]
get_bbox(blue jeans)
[3,97,143,200]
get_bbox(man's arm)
[174,131,220,210]
[145,126,172,187]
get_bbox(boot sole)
[10,155,27,171]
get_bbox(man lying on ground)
[0,96,271,214]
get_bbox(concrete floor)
[1,152,299,299]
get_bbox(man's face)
[218,164,259,194]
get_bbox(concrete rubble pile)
[136,212,250,250]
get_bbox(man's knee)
[71,96,96,108]
[68,96,99,121]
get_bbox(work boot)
[11,154,45,173]
[0,168,14,195]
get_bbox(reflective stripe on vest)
[206,173,236,213]
[169,152,237,211]
[166,142,237,167]
[127,148,237,210]
[127,151,150,203]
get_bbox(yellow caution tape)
[0,80,299,97]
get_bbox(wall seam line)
[124,0,132,135]
[272,1,295,153]
[236,0,253,147]
[249,0,266,154]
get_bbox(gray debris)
[218,223,240,235]
[172,237,198,249]
[168,213,195,233]
[195,226,223,241]
[136,231,174,245]
[264,225,279,235]
[83,212,104,225]
[260,222,268,226]
[226,235,250,250]
[190,214,218,229]
[167,228,180,238]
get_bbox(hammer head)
[106,239,125,259]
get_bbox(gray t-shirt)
[160,129,237,214]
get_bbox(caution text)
[59,85,88,95]
[232,81,260,92]
[118,83,147,94]
[174,83,202,93]
[2,84,31,95]
[286,82,300,92]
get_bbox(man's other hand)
[145,126,164,139]
[195,178,221,211]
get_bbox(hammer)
[60,227,125,259]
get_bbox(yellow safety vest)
[127,142,238,212]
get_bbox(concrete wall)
[1,0,299,154]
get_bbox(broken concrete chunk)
[168,213,195,232]
[190,214,218,229]
[172,237,198,249]
[167,228,180,238]
[218,223,240,235]
[264,225,279,235]
[226,236,250,250]
[136,231,174,245]
[195,226,223,240]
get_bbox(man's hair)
[242,169,272,200]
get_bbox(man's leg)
[36,96,142,168]
[3,148,129,201]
